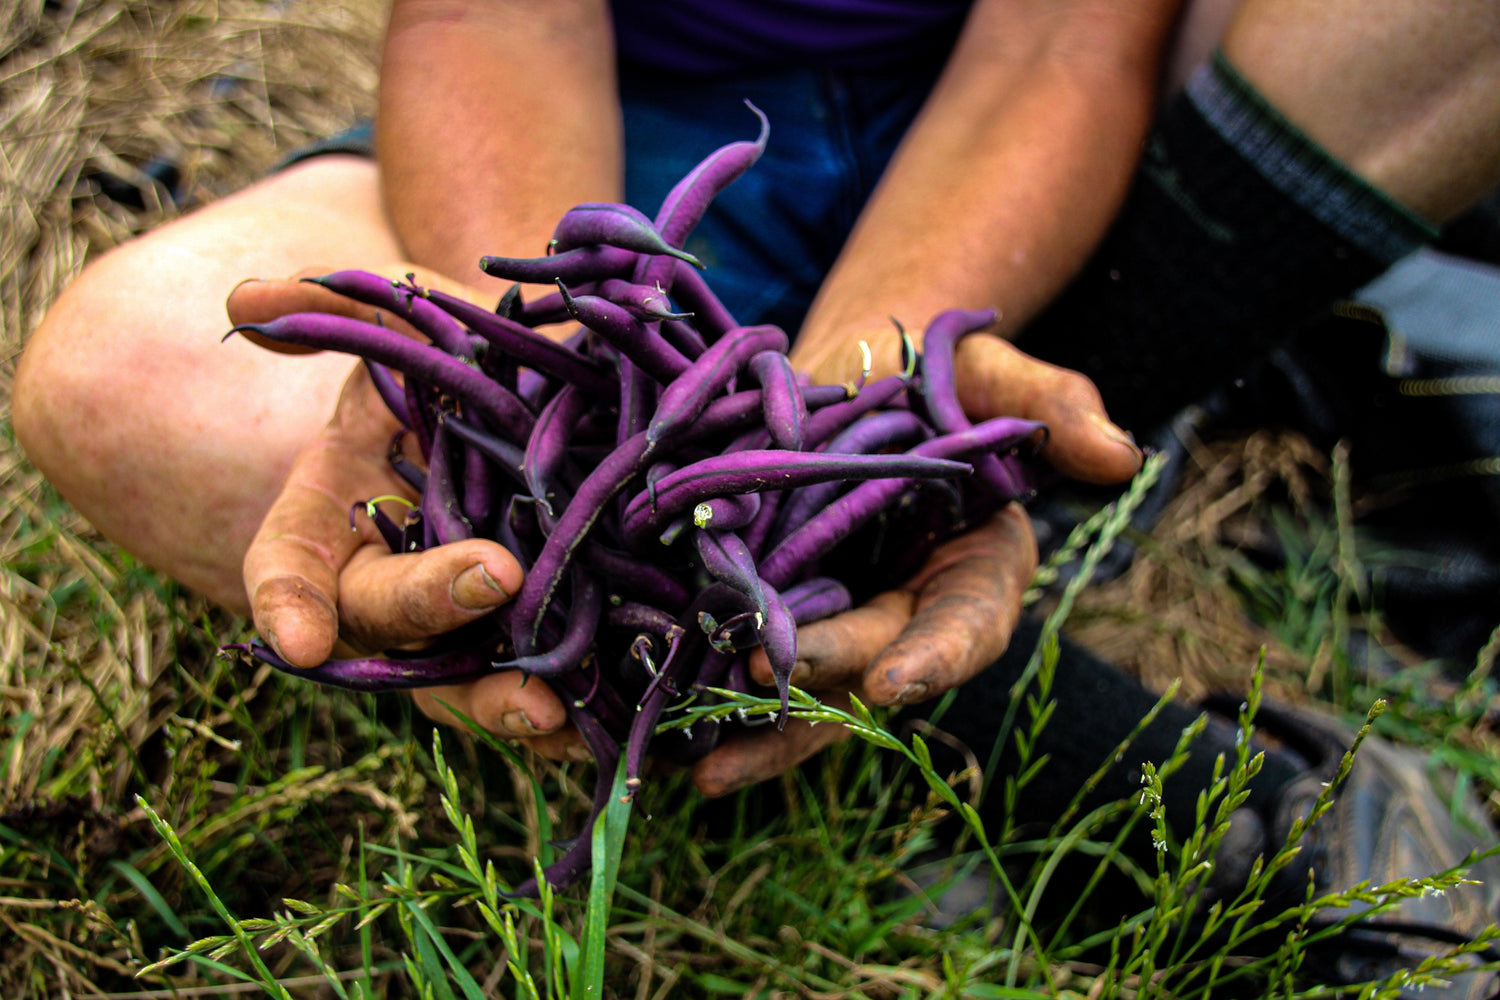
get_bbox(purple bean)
[231,314,536,445]
[801,373,910,450]
[605,602,679,637]
[782,577,853,625]
[308,271,473,357]
[480,244,639,286]
[620,449,971,546]
[551,202,703,268]
[495,565,603,675]
[231,640,494,692]
[511,433,653,654]
[416,287,616,398]
[524,384,589,518]
[617,359,656,447]
[495,282,524,321]
[387,431,428,493]
[442,415,528,489]
[422,420,472,546]
[772,410,932,543]
[919,307,1036,499]
[654,101,769,249]
[740,486,786,560]
[623,624,690,796]
[581,542,692,612]
[594,278,693,321]
[663,260,739,340]
[647,325,789,446]
[693,530,768,618]
[689,493,762,531]
[364,359,411,428]
[748,350,806,451]
[756,583,798,725]
[404,374,436,460]
[557,283,691,385]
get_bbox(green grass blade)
[108,859,189,940]
[576,756,632,1000]
[135,796,292,1000]
[399,895,488,1000]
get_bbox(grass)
[3,442,1497,998]
[3,3,1498,995]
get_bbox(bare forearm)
[795,0,1183,380]
[378,0,622,287]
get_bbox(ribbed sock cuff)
[1188,52,1437,264]
[1014,52,1438,433]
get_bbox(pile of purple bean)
[229,108,1045,893]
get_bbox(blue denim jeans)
[617,58,943,333]
[279,56,944,338]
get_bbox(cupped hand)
[691,504,1036,797]
[693,322,1144,796]
[229,266,577,751]
[791,316,1143,486]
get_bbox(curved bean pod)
[480,244,638,285]
[558,283,691,384]
[231,314,536,445]
[417,287,617,398]
[551,202,702,268]
[231,640,495,692]
[647,325,789,446]
[749,350,806,451]
[620,449,971,547]
[308,271,473,358]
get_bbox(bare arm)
[794,0,1185,386]
[378,0,623,287]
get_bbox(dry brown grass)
[2,3,1462,996]
[1065,428,1329,704]
[1,3,382,993]
[1,0,381,789]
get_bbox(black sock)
[906,617,1304,841]
[1014,52,1436,435]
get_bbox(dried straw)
[0,0,382,803]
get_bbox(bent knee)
[13,280,101,481]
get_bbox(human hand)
[792,316,1142,486]
[692,326,1142,796]
[229,267,583,759]
[691,505,1036,796]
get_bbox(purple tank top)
[611,0,969,75]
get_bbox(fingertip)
[504,675,569,733]
[450,561,514,611]
[1084,411,1145,479]
[1043,409,1144,485]
[253,576,338,667]
[866,674,931,708]
[690,754,745,799]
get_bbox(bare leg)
[13,156,402,614]
[1222,0,1500,222]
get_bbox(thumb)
[955,334,1142,485]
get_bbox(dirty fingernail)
[452,563,509,610]
[883,681,930,706]
[262,627,286,663]
[1089,412,1142,458]
[500,710,544,736]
